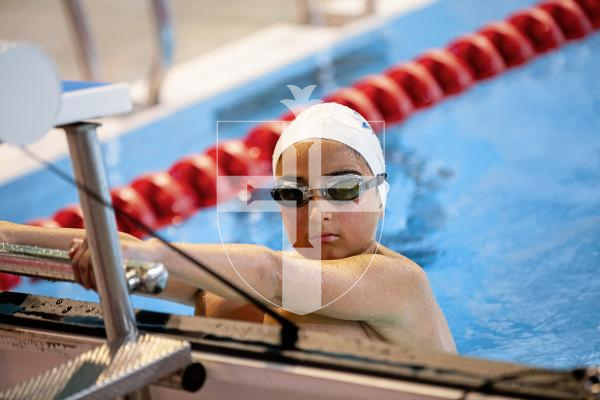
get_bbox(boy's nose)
[308,196,332,221]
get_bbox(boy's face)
[275,139,383,260]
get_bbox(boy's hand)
[69,238,96,290]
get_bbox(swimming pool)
[1,0,599,370]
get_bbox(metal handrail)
[63,0,101,81]
[62,0,174,106]
[0,242,169,295]
[146,0,174,106]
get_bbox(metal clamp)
[62,0,174,106]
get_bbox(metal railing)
[62,0,174,106]
[0,242,168,295]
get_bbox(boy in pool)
[0,103,455,352]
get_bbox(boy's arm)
[1,221,416,322]
[272,251,431,323]
[0,220,138,249]
[146,240,434,324]
[1,220,449,346]
[273,253,455,352]
[148,240,454,351]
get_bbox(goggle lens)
[272,187,304,203]
[326,181,360,201]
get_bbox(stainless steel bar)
[62,0,101,81]
[63,122,137,346]
[0,242,169,295]
[147,0,174,106]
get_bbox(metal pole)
[63,122,137,346]
[62,0,102,81]
[366,0,376,14]
[147,0,174,106]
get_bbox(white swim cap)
[272,102,389,209]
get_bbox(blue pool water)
[2,0,599,369]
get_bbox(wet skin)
[276,140,382,261]
[199,140,456,351]
[0,140,456,352]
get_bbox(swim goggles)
[271,173,387,207]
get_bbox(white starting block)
[0,42,132,146]
[57,80,132,126]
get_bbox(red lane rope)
[29,0,600,231]
[3,0,597,291]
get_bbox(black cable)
[17,144,299,349]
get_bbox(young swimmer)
[0,103,456,353]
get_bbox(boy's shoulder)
[375,244,422,268]
[374,243,403,258]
